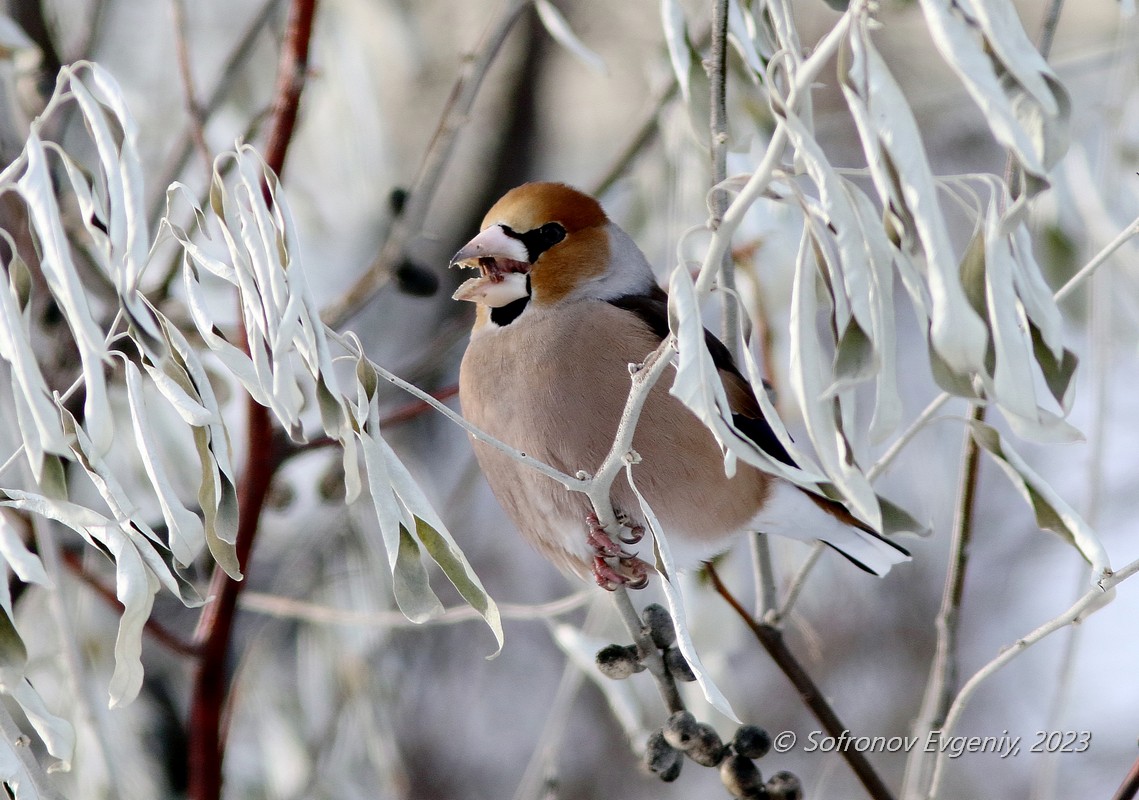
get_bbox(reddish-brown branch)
[1112,752,1139,800]
[187,2,319,798]
[706,563,897,800]
[59,550,201,658]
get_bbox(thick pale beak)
[449,224,532,307]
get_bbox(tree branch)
[901,404,985,799]
[707,563,897,800]
[187,2,318,798]
[322,0,532,329]
[926,557,1139,799]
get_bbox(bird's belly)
[459,303,770,577]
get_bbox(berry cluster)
[594,604,804,798]
[595,603,694,683]
[648,712,802,798]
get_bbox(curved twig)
[707,563,897,800]
[322,0,532,328]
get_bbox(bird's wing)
[606,287,911,566]
[606,287,793,467]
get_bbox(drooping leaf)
[840,23,990,378]
[626,462,738,721]
[968,421,1109,576]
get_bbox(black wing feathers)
[607,290,794,467]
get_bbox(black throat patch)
[489,274,531,326]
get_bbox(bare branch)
[707,562,897,800]
[322,0,532,329]
[926,557,1139,799]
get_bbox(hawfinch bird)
[452,182,909,588]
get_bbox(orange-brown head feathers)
[451,182,657,315]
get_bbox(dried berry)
[765,770,803,800]
[720,753,767,798]
[641,603,676,648]
[732,725,772,759]
[662,710,700,750]
[685,722,726,767]
[595,644,644,680]
[644,728,683,782]
[664,647,696,682]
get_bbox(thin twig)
[694,9,854,296]
[60,550,201,657]
[1111,753,1139,800]
[612,586,683,713]
[147,0,282,229]
[0,701,67,800]
[901,404,985,799]
[170,0,213,176]
[239,588,591,627]
[511,601,608,800]
[187,3,319,799]
[322,0,532,328]
[926,557,1139,799]
[708,0,738,356]
[29,517,122,794]
[707,563,896,800]
[1054,213,1139,302]
[588,78,678,198]
[770,542,823,625]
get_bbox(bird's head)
[450,182,655,321]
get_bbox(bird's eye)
[539,222,566,247]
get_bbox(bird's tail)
[751,481,911,577]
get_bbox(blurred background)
[1,0,1138,798]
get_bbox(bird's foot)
[586,511,645,553]
[592,555,651,591]
[586,512,626,558]
[614,511,645,545]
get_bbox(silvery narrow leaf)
[0,489,159,706]
[956,0,1057,110]
[182,269,269,406]
[788,228,881,528]
[728,0,764,77]
[661,0,691,102]
[122,360,205,567]
[843,183,903,440]
[969,421,1109,577]
[0,252,68,461]
[60,412,183,598]
[778,108,875,337]
[66,74,148,293]
[841,26,989,377]
[535,0,606,75]
[141,362,213,426]
[104,537,161,707]
[667,265,825,486]
[826,318,877,397]
[1010,224,1065,361]
[626,463,738,721]
[553,624,645,741]
[1028,321,1077,412]
[375,421,501,647]
[917,0,1069,177]
[7,679,75,767]
[0,512,48,587]
[414,518,504,655]
[0,605,26,676]
[191,426,242,579]
[358,398,442,623]
[982,203,1038,422]
[16,132,113,453]
[341,431,362,503]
